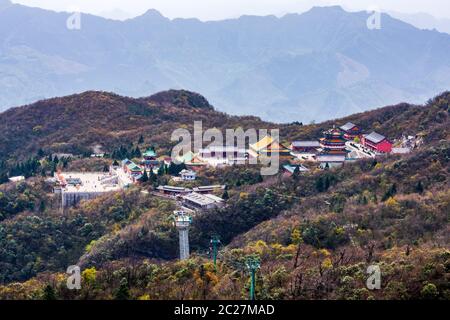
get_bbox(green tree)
[292,166,300,180]
[315,177,325,192]
[149,169,157,183]
[168,162,176,175]
[114,278,130,300]
[256,173,263,183]
[141,170,149,183]
[39,201,46,213]
[382,183,397,201]
[222,189,229,200]
[134,147,142,158]
[43,285,57,300]
[0,173,8,184]
[37,148,45,158]
[415,181,424,194]
[421,283,439,299]
[157,164,165,176]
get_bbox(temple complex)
[317,126,349,168]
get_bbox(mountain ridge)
[1,5,450,122]
[0,89,271,163]
[0,90,448,298]
[1,89,448,166]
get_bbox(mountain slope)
[0,92,448,299]
[1,89,448,166]
[0,90,269,163]
[77,92,449,267]
[1,4,450,122]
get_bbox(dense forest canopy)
[0,90,448,300]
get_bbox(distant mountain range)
[389,11,450,34]
[1,1,450,122]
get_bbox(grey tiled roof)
[340,122,357,131]
[364,131,386,144]
[317,154,346,162]
[291,141,321,148]
[157,185,191,192]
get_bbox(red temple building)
[339,122,361,140]
[317,126,349,168]
[362,132,392,153]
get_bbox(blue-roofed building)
[142,148,161,168]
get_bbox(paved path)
[346,141,376,159]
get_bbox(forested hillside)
[0,90,269,163]
[0,91,448,300]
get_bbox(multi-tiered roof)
[339,122,361,140]
[319,127,348,155]
[143,148,157,159]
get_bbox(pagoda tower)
[319,126,348,155]
[317,126,349,168]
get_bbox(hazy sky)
[10,0,450,20]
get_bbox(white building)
[316,154,346,169]
[193,185,226,194]
[392,147,411,155]
[157,185,192,197]
[55,171,127,208]
[90,153,105,158]
[8,176,25,183]
[180,169,197,181]
[198,146,248,166]
[182,192,224,211]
